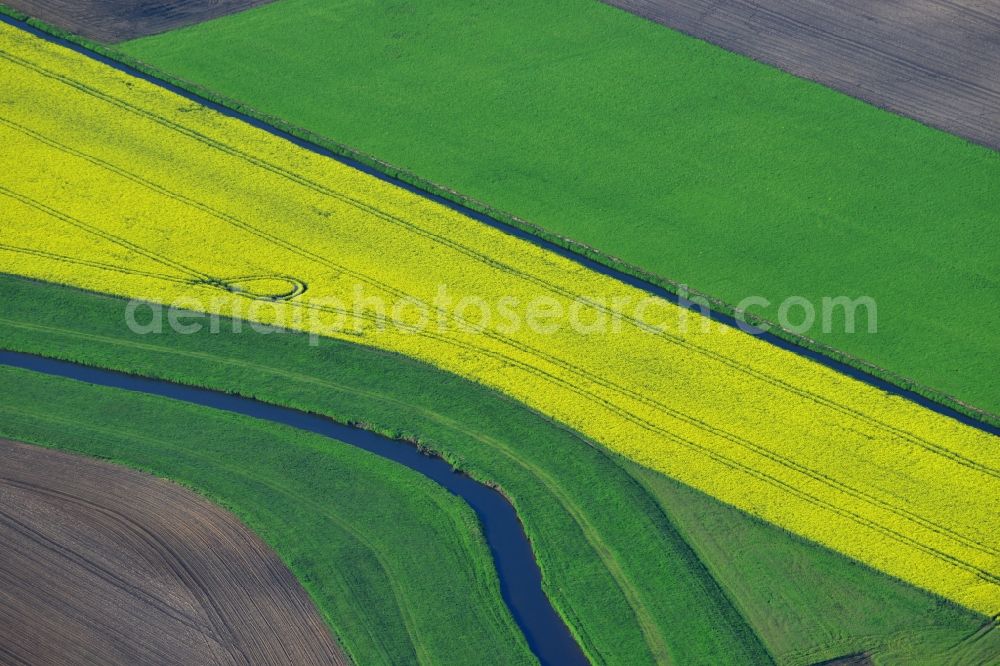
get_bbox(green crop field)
[118,0,1000,418]
[2,274,996,665]
[624,460,1000,664]
[0,369,531,666]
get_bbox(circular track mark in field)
[209,274,308,301]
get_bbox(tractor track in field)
[0,438,348,665]
[0,59,989,480]
[7,165,999,575]
[601,0,1000,150]
[3,42,999,592]
[6,187,998,590]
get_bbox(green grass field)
[624,460,1000,664]
[0,367,532,666]
[2,274,995,664]
[117,0,1000,417]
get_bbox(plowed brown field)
[3,0,276,42]
[604,0,1000,150]
[0,438,349,665]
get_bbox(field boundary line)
[4,115,997,586]
[4,172,998,573]
[4,99,997,568]
[0,6,996,430]
[4,15,999,614]
[2,56,991,459]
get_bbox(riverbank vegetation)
[0,360,534,665]
[2,275,997,664]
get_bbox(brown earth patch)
[2,0,276,43]
[602,0,1000,150]
[0,438,349,665]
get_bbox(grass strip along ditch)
[1,21,998,618]
[4,277,1000,665]
[113,0,1000,417]
[0,275,771,664]
[0,351,587,666]
[0,361,536,666]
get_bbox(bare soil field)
[604,0,1000,150]
[2,0,276,42]
[0,438,348,665]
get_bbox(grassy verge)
[621,459,1000,665]
[112,0,1000,418]
[0,365,533,666]
[2,274,995,663]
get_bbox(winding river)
[0,350,588,666]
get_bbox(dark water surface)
[0,350,589,666]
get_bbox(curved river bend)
[0,350,588,666]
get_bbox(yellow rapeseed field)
[1,24,997,615]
